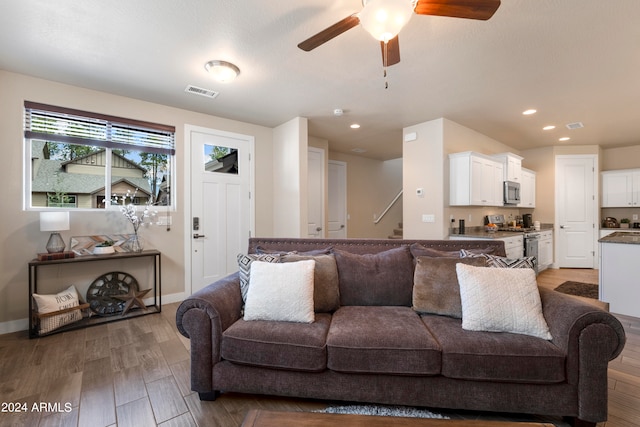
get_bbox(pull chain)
[383,41,389,89]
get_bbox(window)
[24,102,175,210]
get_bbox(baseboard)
[0,292,185,335]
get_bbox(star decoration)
[113,287,152,315]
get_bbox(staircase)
[389,222,403,239]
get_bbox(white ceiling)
[1,0,639,160]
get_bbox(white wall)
[272,117,308,237]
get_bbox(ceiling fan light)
[205,60,240,83]
[359,0,414,42]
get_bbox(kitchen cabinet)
[502,234,524,259]
[449,152,504,206]
[599,233,640,317]
[537,230,553,271]
[601,169,640,207]
[449,234,523,259]
[519,168,536,208]
[493,152,523,183]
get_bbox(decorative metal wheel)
[87,271,139,316]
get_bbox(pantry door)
[555,155,598,268]
[186,125,254,295]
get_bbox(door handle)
[316,227,322,232]
[193,234,206,239]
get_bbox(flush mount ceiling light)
[204,60,240,83]
[543,125,556,131]
[522,109,537,115]
[350,123,361,129]
[559,137,571,142]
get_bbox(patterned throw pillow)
[460,249,536,269]
[237,253,280,302]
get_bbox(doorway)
[307,147,325,238]
[185,125,254,295]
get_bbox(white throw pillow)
[243,260,316,323]
[33,284,82,335]
[456,263,552,340]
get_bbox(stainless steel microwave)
[504,180,521,205]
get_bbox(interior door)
[307,147,325,238]
[188,126,253,295]
[328,160,347,238]
[555,155,597,268]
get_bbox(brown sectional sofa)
[175,238,626,426]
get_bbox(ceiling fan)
[298,0,501,68]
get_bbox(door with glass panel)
[188,126,253,295]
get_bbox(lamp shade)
[359,0,414,42]
[40,211,70,232]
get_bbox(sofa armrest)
[175,272,242,393]
[540,287,626,422]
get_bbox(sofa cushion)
[333,246,414,306]
[281,254,340,313]
[412,256,487,318]
[456,263,552,340]
[243,260,315,323]
[327,306,441,375]
[421,315,565,384]
[221,313,332,372]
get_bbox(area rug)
[554,281,599,299]
[315,404,449,419]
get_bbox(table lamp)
[40,211,70,253]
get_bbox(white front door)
[328,160,347,238]
[307,147,325,238]
[186,125,254,295]
[555,155,597,268]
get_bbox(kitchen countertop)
[450,225,554,239]
[599,231,640,244]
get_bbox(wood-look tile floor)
[0,268,638,427]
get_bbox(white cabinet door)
[503,235,524,259]
[602,170,634,207]
[519,169,536,208]
[538,231,553,270]
[450,152,504,207]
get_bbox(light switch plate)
[422,214,435,223]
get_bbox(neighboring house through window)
[24,102,175,210]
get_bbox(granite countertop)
[450,225,554,240]
[599,231,640,244]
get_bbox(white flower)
[114,189,156,234]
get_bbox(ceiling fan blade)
[414,0,501,21]
[380,36,400,67]
[298,14,360,51]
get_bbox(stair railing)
[374,189,403,224]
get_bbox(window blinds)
[24,101,175,155]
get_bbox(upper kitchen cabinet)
[450,152,504,206]
[493,152,523,183]
[519,168,536,208]
[602,169,640,207]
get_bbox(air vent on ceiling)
[566,122,584,130]
[185,85,219,99]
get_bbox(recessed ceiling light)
[350,123,361,129]
[204,60,240,83]
[559,137,571,142]
[522,109,537,115]
[543,125,556,131]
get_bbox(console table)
[28,250,161,338]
